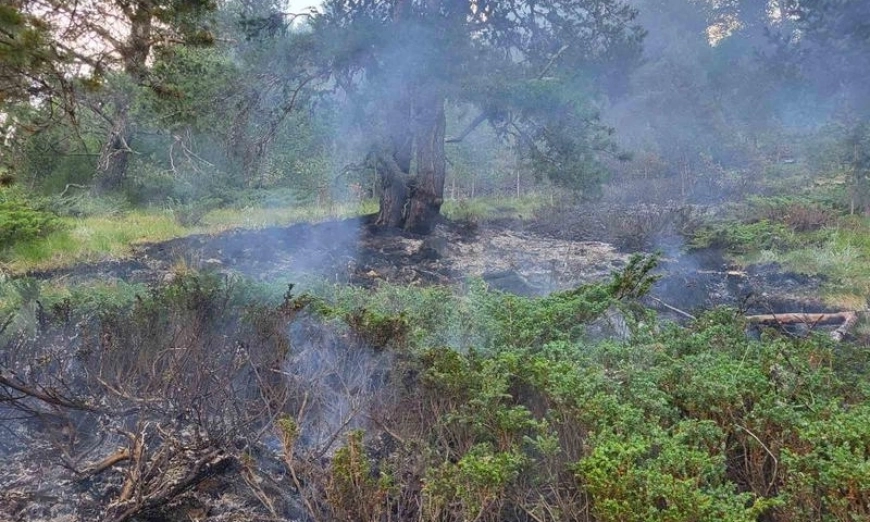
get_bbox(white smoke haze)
[2,1,870,520]
[284,0,321,12]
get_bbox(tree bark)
[373,0,447,234]
[745,312,857,326]
[745,311,859,342]
[95,96,132,192]
[405,92,446,234]
[375,92,415,229]
[95,2,152,192]
[374,91,445,234]
[375,151,410,228]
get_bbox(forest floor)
[23,201,835,320]
[2,194,865,522]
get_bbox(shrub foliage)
[0,189,62,248]
[1,262,868,521]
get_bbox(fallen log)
[831,312,859,342]
[745,311,859,341]
[745,312,856,326]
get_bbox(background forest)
[2,1,870,522]
[1,0,867,229]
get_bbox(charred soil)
[24,207,830,316]
[0,204,857,522]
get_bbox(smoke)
[277,312,391,452]
[605,0,870,188]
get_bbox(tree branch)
[0,370,100,412]
[446,110,488,144]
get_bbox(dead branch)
[0,370,100,412]
[117,429,146,503]
[736,423,778,496]
[831,312,859,342]
[537,45,570,79]
[745,311,860,341]
[745,311,856,326]
[649,296,696,320]
[446,111,488,144]
[59,183,89,197]
[82,448,132,476]
[447,45,568,145]
[104,446,233,522]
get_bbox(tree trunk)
[95,96,132,192]
[375,91,446,234]
[375,151,410,228]
[375,93,414,228]
[372,0,448,234]
[95,3,152,193]
[405,92,446,234]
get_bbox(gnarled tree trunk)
[406,91,446,234]
[95,3,152,192]
[375,91,446,235]
[96,96,133,192]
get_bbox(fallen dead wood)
[745,311,856,326]
[0,370,101,412]
[745,311,860,341]
[82,449,132,476]
[831,312,859,342]
[649,296,696,320]
[104,447,233,522]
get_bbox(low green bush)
[4,267,869,522]
[689,220,797,253]
[746,195,839,232]
[0,189,63,249]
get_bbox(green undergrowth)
[308,265,868,522]
[203,198,380,229]
[0,189,64,248]
[0,202,375,273]
[3,259,868,522]
[441,193,550,222]
[307,254,657,351]
[689,194,870,308]
[0,193,545,274]
[1,211,193,272]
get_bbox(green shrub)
[0,189,63,249]
[328,430,389,522]
[423,443,526,521]
[689,220,797,253]
[781,404,870,521]
[747,195,838,232]
[578,424,773,522]
[6,267,870,522]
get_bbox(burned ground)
[25,206,830,317]
[0,205,853,522]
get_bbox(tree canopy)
[4,0,870,221]
[310,0,643,232]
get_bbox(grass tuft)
[202,199,379,231]
[441,194,548,222]
[0,199,383,273]
[2,211,191,272]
